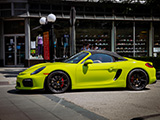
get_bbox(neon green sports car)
[16,50,157,93]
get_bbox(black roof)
[87,50,126,60]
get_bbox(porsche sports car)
[16,50,157,93]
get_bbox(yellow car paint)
[16,51,157,91]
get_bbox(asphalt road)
[0,68,160,120]
[54,81,160,120]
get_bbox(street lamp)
[39,13,56,62]
[47,14,56,22]
[39,17,46,25]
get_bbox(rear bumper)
[147,67,157,84]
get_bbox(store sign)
[43,31,50,60]
[153,47,160,53]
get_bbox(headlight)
[31,66,46,75]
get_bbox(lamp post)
[39,13,56,62]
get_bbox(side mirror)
[84,59,93,66]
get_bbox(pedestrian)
[81,44,86,51]
[91,45,94,50]
[85,43,90,50]
[94,45,98,50]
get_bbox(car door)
[75,53,117,88]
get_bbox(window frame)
[82,53,115,64]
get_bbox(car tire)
[127,69,148,90]
[46,71,71,94]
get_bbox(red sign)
[43,31,50,60]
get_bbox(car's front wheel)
[127,69,148,90]
[46,71,71,93]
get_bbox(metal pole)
[70,7,76,56]
[133,22,135,57]
[111,21,115,52]
[70,25,76,55]
[25,18,30,66]
[149,22,153,57]
[50,23,55,62]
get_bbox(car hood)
[19,62,71,75]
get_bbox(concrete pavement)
[0,67,160,120]
[0,67,26,85]
[55,81,160,120]
[0,67,108,120]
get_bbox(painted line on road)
[125,91,146,94]
[44,94,109,120]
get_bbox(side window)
[88,54,113,63]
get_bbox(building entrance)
[4,35,25,66]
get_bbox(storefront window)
[116,22,149,57]
[116,22,133,57]
[135,22,149,57]
[76,20,111,52]
[30,18,42,59]
[30,18,69,59]
[153,22,160,57]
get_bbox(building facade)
[1,0,160,67]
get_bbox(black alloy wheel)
[127,69,148,90]
[46,71,70,93]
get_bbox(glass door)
[16,36,25,65]
[5,36,15,65]
[4,35,25,66]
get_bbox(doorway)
[4,35,25,66]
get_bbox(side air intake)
[114,69,122,81]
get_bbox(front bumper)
[16,73,47,90]
[152,79,157,84]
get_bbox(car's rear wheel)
[127,69,148,90]
[46,71,70,93]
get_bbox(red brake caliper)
[61,78,64,87]
[131,76,134,83]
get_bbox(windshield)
[64,52,89,63]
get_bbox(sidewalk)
[0,67,159,120]
[1,86,105,120]
[0,67,108,120]
[0,67,26,85]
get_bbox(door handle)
[108,67,115,72]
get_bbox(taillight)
[145,63,153,68]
